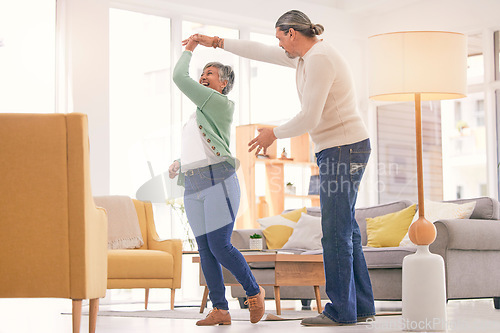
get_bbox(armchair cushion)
[108,249,174,279]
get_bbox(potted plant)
[285,182,296,195]
[249,233,263,250]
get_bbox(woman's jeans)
[184,161,260,310]
[316,139,375,324]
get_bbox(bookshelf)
[235,124,320,229]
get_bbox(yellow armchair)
[0,113,108,333]
[102,198,183,309]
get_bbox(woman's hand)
[169,160,181,179]
[184,37,198,52]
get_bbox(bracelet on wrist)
[212,36,220,48]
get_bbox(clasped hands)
[182,34,215,49]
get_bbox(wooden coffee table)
[192,252,325,315]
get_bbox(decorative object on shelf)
[257,196,269,219]
[279,148,294,160]
[285,182,296,195]
[369,30,466,331]
[249,233,263,250]
[308,175,320,195]
[166,198,196,251]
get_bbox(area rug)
[86,308,308,321]
[75,308,401,321]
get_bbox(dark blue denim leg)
[195,232,229,310]
[316,139,375,324]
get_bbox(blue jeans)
[316,139,375,324]
[184,162,260,310]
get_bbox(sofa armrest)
[231,229,264,249]
[431,219,500,254]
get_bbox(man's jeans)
[316,139,375,324]
[184,162,260,310]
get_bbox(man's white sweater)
[224,39,369,153]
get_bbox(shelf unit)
[235,124,320,229]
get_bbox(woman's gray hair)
[275,10,324,38]
[203,62,235,95]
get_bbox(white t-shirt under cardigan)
[224,39,369,153]
[181,113,222,172]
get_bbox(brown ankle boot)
[244,286,265,323]
[196,308,231,326]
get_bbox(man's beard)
[285,51,297,59]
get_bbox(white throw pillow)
[399,199,476,247]
[257,215,298,229]
[282,213,323,250]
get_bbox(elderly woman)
[168,37,264,326]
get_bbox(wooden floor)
[1,290,500,333]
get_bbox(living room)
[1,0,500,332]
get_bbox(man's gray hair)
[275,10,324,37]
[203,62,235,95]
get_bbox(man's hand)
[182,34,220,48]
[248,128,277,156]
[169,160,180,179]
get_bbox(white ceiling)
[305,0,422,16]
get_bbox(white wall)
[361,0,500,35]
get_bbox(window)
[442,92,487,200]
[475,99,485,126]
[109,9,172,198]
[466,32,484,85]
[248,32,300,124]
[0,1,56,113]
[440,32,490,201]
[377,102,443,203]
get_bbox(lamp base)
[402,245,447,331]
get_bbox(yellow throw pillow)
[280,207,307,222]
[262,225,294,249]
[366,204,417,248]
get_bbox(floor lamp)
[368,31,467,331]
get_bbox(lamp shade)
[368,31,467,101]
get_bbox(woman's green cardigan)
[172,50,236,185]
